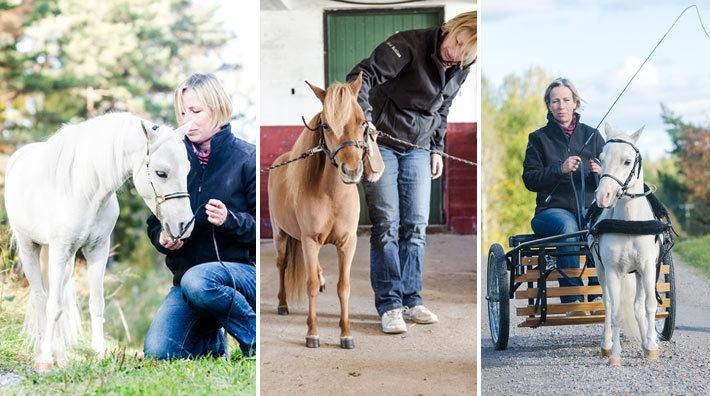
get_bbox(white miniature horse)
[4,112,194,371]
[590,123,660,366]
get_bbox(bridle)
[141,122,192,240]
[302,116,375,167]
[598,138,646,199]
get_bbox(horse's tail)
[23,245,82,350]
[621,274,641,342]
[283,235,307,303]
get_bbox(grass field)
[0,268,255,395]
[674,234,710,278]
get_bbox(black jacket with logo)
[522,113,605,215]
[346,27,470,153]
[147,124,256,285]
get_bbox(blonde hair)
[174,73,232,131]
[442,10,477,67]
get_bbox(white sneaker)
[381,308,407,334]
[403,305,439,324]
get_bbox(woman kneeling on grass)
[143,73,257,359]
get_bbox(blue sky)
[483,1,710,159]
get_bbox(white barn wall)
[260,1,477,126]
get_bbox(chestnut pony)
[268,73,384,349]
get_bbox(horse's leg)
[596,257,612,357]
[14,237,47,367]
[38,244,74,371]
[642,266,659,359]
[633,272,648,351]
[301,237,321,348]
[336,235,356,349]
[83,239,111,358]
[274,227,289,315]
[606,270,623,366]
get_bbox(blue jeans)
[363,147,430,316]
[144,262,256,359]
[531,208,599,303]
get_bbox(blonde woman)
[144,73,256,358]
[347,11,477,334]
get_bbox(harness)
[589,139,676,304]
[302,116,374,167]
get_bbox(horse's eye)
[623,160,631,166]
[155,170,168,178]
[323,124,330,131]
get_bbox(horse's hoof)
[608,357,621,366]
[305,336,320,348]
[340,336,354,349]
[277,306,289,315]
[644,349,660,360]
[601,348,612,357]
[34,361,53,373]
[319,284,326,293]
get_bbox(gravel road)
[481,253,710,395]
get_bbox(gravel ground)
[481,253,710,395]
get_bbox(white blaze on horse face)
[133,124,194,239]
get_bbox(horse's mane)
[321,82,356,138]
[44,112,136,201]
[286,113,326,198]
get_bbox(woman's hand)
[431,153,443,179]
[589,158,602,174]
[159,231,184,250]
[561,156,582,174]
[206,199,228,226]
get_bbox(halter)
[302,116,374,167]
[598,139,646,199]
[141,122,191,239]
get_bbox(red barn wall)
[260,122,477,238]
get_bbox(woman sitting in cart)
[522,77,605,312]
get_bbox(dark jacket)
[147,124,256,285]
[522,113,605,215]
[346,27,470,153]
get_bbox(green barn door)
[325,8,444,225]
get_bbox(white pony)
[4,112,194,371]
[590,123,661,366]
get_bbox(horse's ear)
[364,131,385,182]
[348,71,363,96]
[630,126,644,143]
[603,122,614,138]
[140,120,159,144]
[305,81,326,103]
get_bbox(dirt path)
[481,251,710,394]
[259,234,476,395]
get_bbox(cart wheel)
[487,243,510,350]
[655,250,676,341]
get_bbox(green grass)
[674,234,710,278]
[0,268,255,395]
